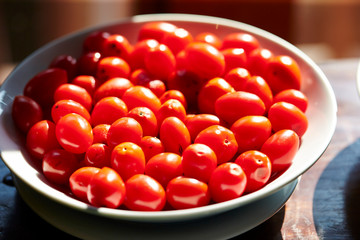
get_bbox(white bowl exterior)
[0,14,337,222]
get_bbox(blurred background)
[1,0,360,81]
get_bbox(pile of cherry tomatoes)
[11,21,308,211]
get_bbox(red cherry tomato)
[144,80,166,98]
[185,114,220,142]
[162,27,193,55]
[127,107,158,137]
[122,86,161,115]
[267,101,308,137]
[82,31,110,53]
[24,68,68,109]
[183,42,225,79]
[235,150,272,192]
[87,167,126,208]
[145,152,182,188]
[54,83,93,112]
[92,124,110,144]
[145,43,176,81]
[71,75,99,96]
[197,77,235,114]
[129,68,153,85]
[159,117,191,155]
[247,48,273,77]
[265,55,301,94]
[221,32,260,56]
[129,39,159,70]
[49,54,77,80]
[124,174,166,211]
[85,143,111,168]
[69,166,100,202]
[194,125,238,164]
[194,32,221,49]
[107,117,143,148]
[12,95,43,133]
[76,52,101,76]
[244,76,273,110]
[273,89,308,112]
[230,115,272,153]
[96,56,130,82]
[42,148,79,185]
[261,129,300,173]
[91,96,128,126]
[215,91,266,126]
[138,22,177,42]
[55,113,93,154]
[182,143,217,183]
[51,99,91,123]
[159,89,187,110]
[223,67,251,91]
[101,34,133,61]
[209,162,247,203]
[139,136,165,162]
[221,48,247,74]
[93,77,133,102]
[111,142,146,181]
[26,120,60,159]
[166,176,210,210]
[157,99,187,125]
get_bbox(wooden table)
[1,58,360,239]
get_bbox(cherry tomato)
[127,107,158,137]
[159,89,187,110]
[221,48,247,74]
[182,143,217,183]
[107,117,143,148]
[92,124,110,144]
[124,174,166,211]
[185,114,220,142]
[230,115,272,153]
[194,32,221,49]
[145,80,166,98]
[129,39,159,70]
[12,95,43,133]
[261,129,300,173]
[76,52,101,76]
[157,99,187,125]
[166,176,210,210]
[69,166,100,202]
[49,54,77,80]
[91,96,128,126]
[26,120,60,159]
[122,86,161,115]
[247,48,273,77]
[138,22,177,42]
[183,42,225,79]
[267,101,308,137]
[273,89,308,113]
[215,91,266,126]
[265,55,301,94]
[93,77,133,103]
[162,27,193,55]
[194,125,238,164]
[82,31,110,53]
[54,83,92,112]
[244,76,273,110]
[139,136,165,162]
[87,167,126,208]
[111,142,146,181]
[197,77,235,114]
[51,99,91,123]
[235,150,272,192]
[55,113,93,154]
[24,68,68,109]
[101,34,133,61]
[209,162,247,203]
[221,32,260,56]
[96,56,130,82]
[159,116,191,155]
[145,43,176,81]
[42,148,79,185]
[145,152,182,188]
[85,143,111,168]
[71,75,99,96]
[223,67,251,91]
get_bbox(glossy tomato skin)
[124,174,166,211]
[111,142,146,181]
[42,148,79,185]
[267,101,308,137]
[96,56,131,82]
[12,95,43,133]
[92,124,110,144]
[185,114,220,142]
[54,83,93,112]
[194,32,221,49]
[159,117,191,155]
[138,22,177,42]
[261,129,300,173]
[51,99,91,124]
[140,136,165,162]
[162,27,193,55]
[181,143,217,183]
[49,54,77,80]
[145,43,176,81]
[55,113,93,154]
[159,89,187,110]
[101,34,133,61]
[166,176,210,210]
[76,52,101,77]
[223,67,251,91]
[127,107,158,137]
[157,99,187,125]
[244,76,273,111]
[129,39,159,70]
[26,120,60,159]
[107,117,143,148]
[231,115,272,154]
[71,75,99,96]
[273,89,308,113]
[221,48,247,74]
[215,91,266,126]
[145,152,183,188]
[85,143,111,168]
[143,79,166,98]
[93,77,133,103]
[194,125,238,164]
[91,96,128,126]
[87,167,126,208]
[209,162,247,203]
[247,48,273,77]
[235,150,272,193]
[122,86,161,115]
[69,166,100,202]
[221,32,260,56]
[82,31,110,53]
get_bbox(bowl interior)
[0,14,337,222]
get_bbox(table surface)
[1,58,360,239]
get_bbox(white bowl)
[0,13,337,237]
